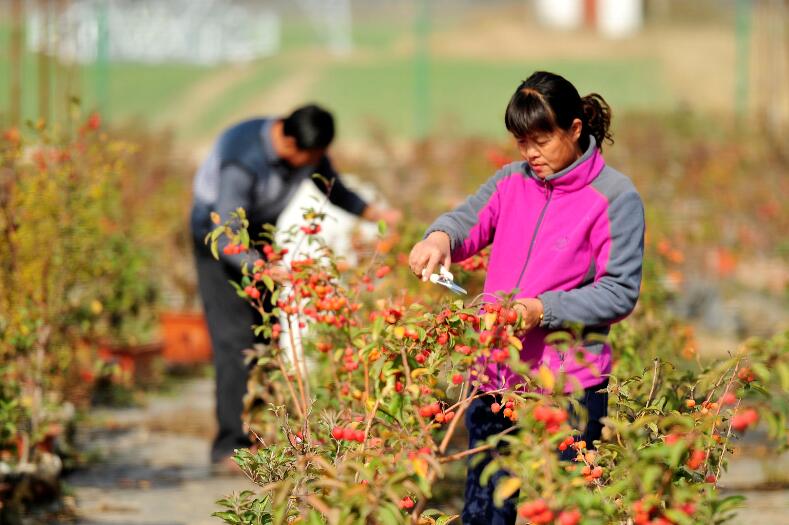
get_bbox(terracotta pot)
[160,311,213,364]
[98,341,163,385]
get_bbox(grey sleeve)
[214,164,260,269]
[424,168,507,261]
[538,190,645,329]
[313,156,368,216]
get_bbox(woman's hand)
[514,298,544,333]
[409,231,452,282]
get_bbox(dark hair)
[505,71,613,151]
[282,104,335,150]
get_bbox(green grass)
[307,57,670,139]
[187,60,289,138]
[80,63,215,122]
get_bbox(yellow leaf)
[538,365,555,391]
[413,457,428,478]
[484,312,497,330]
[411,368,430,379]
[394,326,405,339]
[366,397,377,413]
[90,299,103,314]
[493,476,521,505]
[508,336,523,350]
[210,211,221,224]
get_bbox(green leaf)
[211,240,219,260]
[262,275,275,292]
[378,219,387,236]
[211,511,242,524]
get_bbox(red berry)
[331,427,343,440]
[686,449,705,470]
[558,509,581,525]
[399,496,415,510]
[353,430,365,443]
[452,373,463,385]
[731,408,759,431]
[375,265,391,279]
[720,391,737,406]
[490,402,501,414]
[341,428,355,441]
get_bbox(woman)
[408,71,645,525]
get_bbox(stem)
[275,355,305,420]
[439,384,476,454]
[645,358,660,408]
[286,314,309,420]
[710,359,742,477]
[438,426,519,463]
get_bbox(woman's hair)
[505,71,613,151]
[282,104,335,150]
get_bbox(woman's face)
[516,118,583,178]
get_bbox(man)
[190,104,399,469]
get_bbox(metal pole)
[413,0,430,138]
[10,0,24,126]
[735,0,752,122]
[95,0,109,115]
[38,0,51,122]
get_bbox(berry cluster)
[330,426,365,443]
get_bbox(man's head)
[273,104,335,168]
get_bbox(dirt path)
[64,378,255,525]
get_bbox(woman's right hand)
[408,231,452,282]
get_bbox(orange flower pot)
[160,311,213,364]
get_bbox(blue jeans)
[461,380,609,525]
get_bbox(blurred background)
[1,0,787,523]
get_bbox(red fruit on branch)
[731,408,759,431]
[87,112,101,130]
[720,391,737,406]
[558,508,581,525]
[375,265,391,278]
[437,333,449,345]
[686,449,705,470]
[737,367,755,383]
[491,348,508,363]
[331,427,343,440]
[490,402,501,414]
[452,373,463,385]
[399,496,415,510]
[353,430,365,443]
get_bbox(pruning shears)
[422,266,467,295]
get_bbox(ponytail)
[581,93,613,150]
[506,72,615,152]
